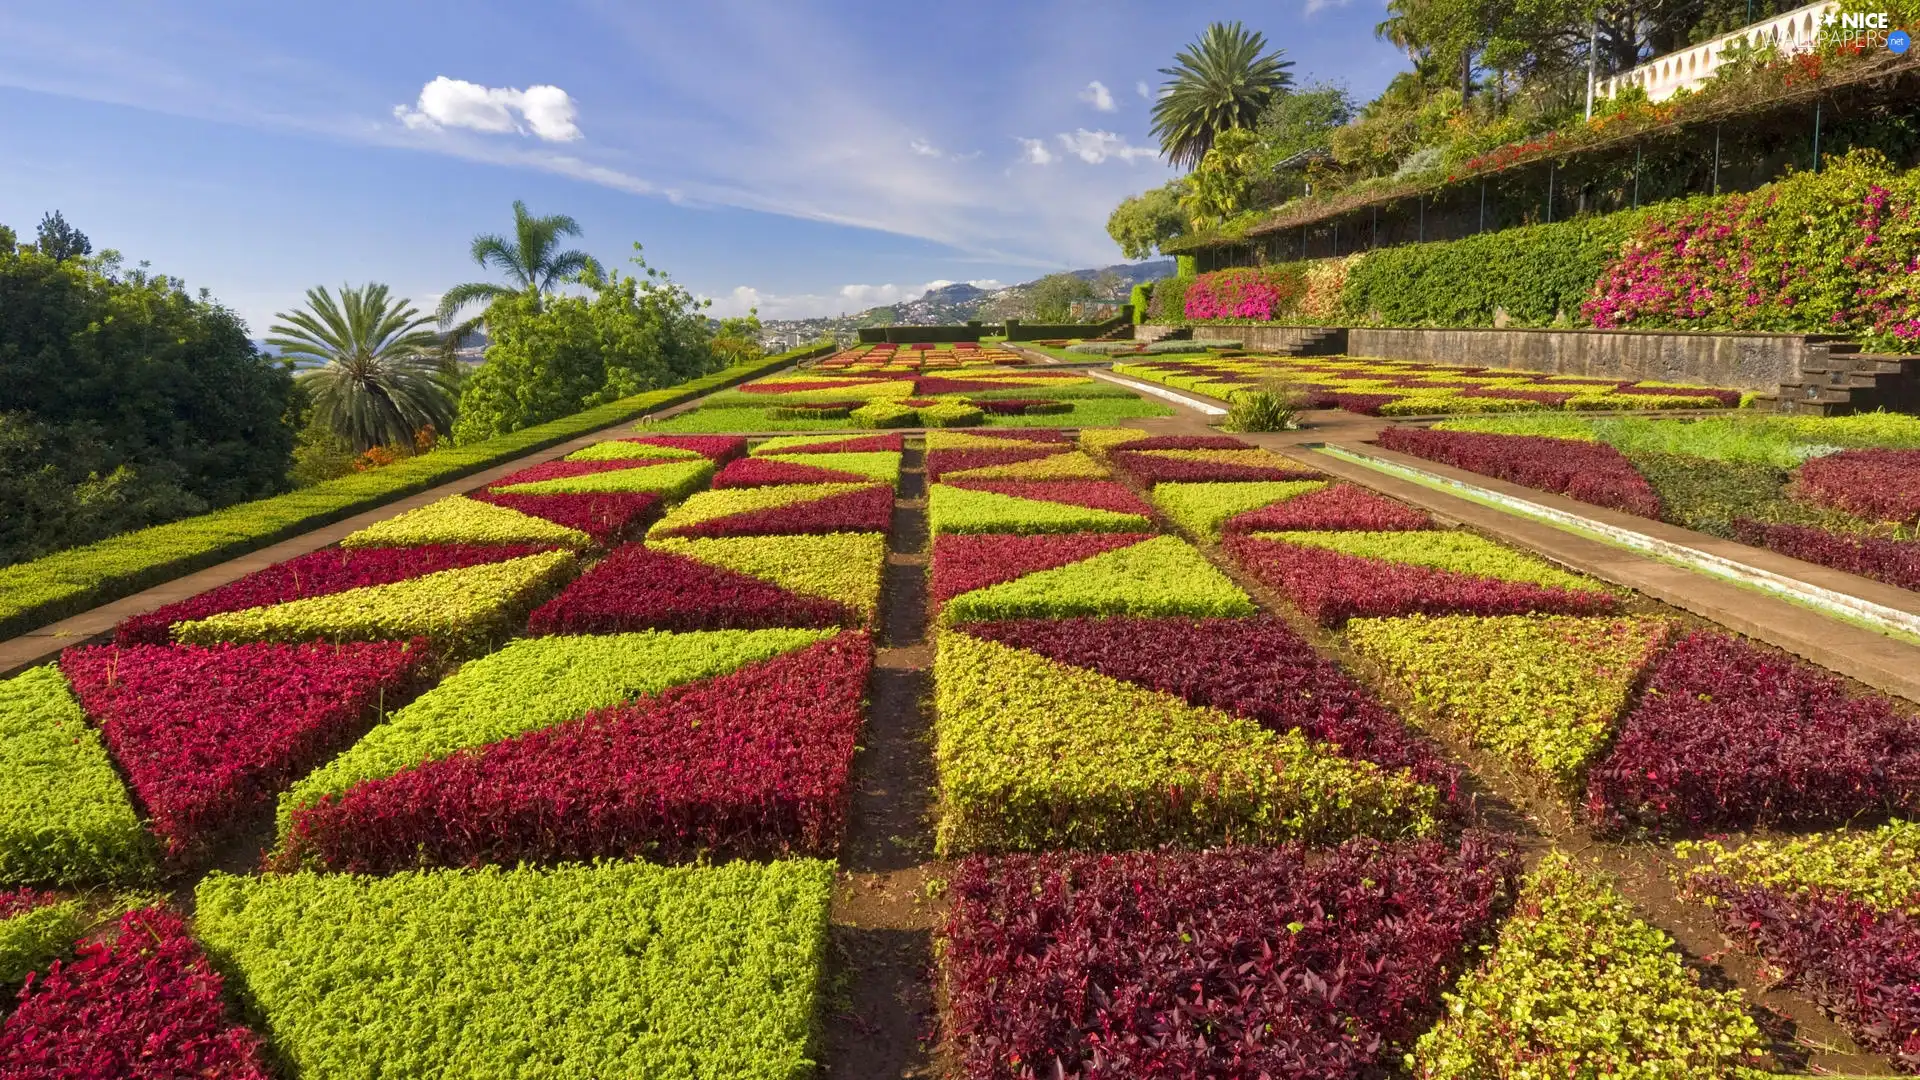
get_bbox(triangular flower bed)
[489,458,715,499]
[467,490,662,546]
[924,446,1060,480]
[928,483,1152,535]
[60,640,433,857]
[713,457,871,488]
[527,538,877,633]
[1226,482,1432,533]
[962,615,1460,795]
[277,627,835,837]
[1112,448,1323,485]
[567,434,744,463]
[939,534,1255,623]
[931,533,1152,604]
[1150,480,1330,540]
[115,543,552,645]
[277,633,871,872]
[341,495,594,549]
[0,907,270,1077]
[757,451,901,486]
[563,440,702,464]
[939,450,1110,482]
[750,433,904,455]
[0,666,152,884]
[484,457,654,488]
[925,429,1070,450]
[940,837,1520,1079]
[1224,533,1621,626]
[649,484,892,538]
[933,631,1436,854]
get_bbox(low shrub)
[1347,614,1672,788]
[489,458,715,499]
[278,628,831,832]
[756,451,901,486]
[0,666,153,884]
[339,494,594,549]
[59,641,432,858]
[941,835,1520,1079]
[0,906,270,1077]
[1226,482,1432,532]
[526,543,862,633]
[114,543,550,646]
[1794,448,1920,525]
[278,634,870,872]
[940,535,1257,623]
[649,483,893,539]
[927,484,1151,535]
[1736,520,1920,592]
[194,859,834,1080]
[937,450,1111,482]
[172,549,578,651]
[1407,853,1768,1077]
[750,433,904,455]
[1376,427,1663,518]
[1150,480,1329,540]
[919,402,985,427]
[1221,386,1302,431]
[467,490,662,545]
[933,631,1437,854]
[930,532,1153,604]
[1111,448,1321,485]
[1585,630,1920,836]
[850,401,918,428]
[0,891,84,984]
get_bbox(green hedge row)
[0,344,831,641]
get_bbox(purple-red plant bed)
[924,447,1060,480]
[1117,435,1255,451]
[913,377,1016,396]
[930,533,1153,604]
[942,479,1154,515]
[484,457,654,488]
[654,485,894,538]
[964,616,1459,796]
[970,399,1055,415]
[743,379,875,394]
[527,543,856,634]
[1111,451,1322,485]
[277,634,871,872]
[0,889,60,921]
[1736,520,1920,593]
[1227,483,1433,533]
[1585,630,1920,836]
[940,834,1520,1080]
[1794,449,1920,525]
[0,907,270,1078]
[712,457,869,488]
[1225,536,1622,626]
[764,434,904,453]
[1375,427,1662,518]
[115,544,549,645]
[469,491,662,544]
[625,435,746,462]
[60,641,433,855]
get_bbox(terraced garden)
[6,351,1920,1078]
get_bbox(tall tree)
[1107,182,1189,259]
[1151,22,1295,171]
[434,200,599,344]
[270,284,456,452]
[35,211,91,261]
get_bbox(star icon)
[1823,10,1838,25]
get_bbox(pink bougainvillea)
[60,640,433,855]
[1793,449,1920,525]
[0,907,270,1079]
[468,491,662,544]
[277,634,872,872]
[1376,426,1663,519]
[1182,267,1308,322]
[527,543,856,633]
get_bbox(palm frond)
[1151,21,1295,170]
[273,283,457,451]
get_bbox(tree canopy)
[1151,22,1295,170]
[270,284,457,452]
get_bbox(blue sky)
[0,1,1410,330]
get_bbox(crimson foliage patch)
[1376,427,1662,519]
[469,491,661,544]
[712,457,869,488]
[654,485,894,538]
[1794,449,1920,524]
[1735,520,1920,592]
[1111,450,1322,485]
[115,544,549,645]
[526,543,855,634]
[941,479,1153,515]
[60,641,432,855]
[1225,536,1621,626]
[1585,630,1920,835]
[925,447,1060,481]
[1115,434,1254,451]
[627,434,746,462]
[0,889,60,921]
[963,616,1460,797]
[484,458,654,488]
[930,533,1152,604]
[1226,482,1432,532]
[757,434,903,454]
[0,907,269,1078]
[941,834,1520,1080]
[278,634,871,872]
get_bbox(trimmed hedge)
[194,859,834,1080]
[0,345,829,640]
[939,534,1256,623]
[1376,427,1663,519]
[339,494,595,549]
[526,544,861,634]
[468,490,662,546]
[931,533,1153,605]
[0,666,154,884]
[488,458,716,499]
[653,534,886,623]
[1150,480,1330,540]
[649,484,893,539]
[938,450,1111,482]
[927,484,1152,535]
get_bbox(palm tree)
[1151,22,1295,171]
[270,284,457,452]
[434,200,598,345]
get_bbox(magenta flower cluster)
[1183,267,1307,322]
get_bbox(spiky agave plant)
[1151,21,1295,171]
[270,284,456,452]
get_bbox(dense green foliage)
[270,284,457,452]
[339,495,594,549]
[1342,214,1641,327]
[0,237,294,566]
[0,666,154,884]
[942,535,1256,623]
[195,859,835,1079]
[1150,21,1294,170]
[0,896,86,983]
[0,346,821,640]
[1151,480,1327,539]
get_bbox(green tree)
[1257,83,1357,163]
[1151,22,1295,170]
[1180,127,1264,227]
[434,200,599,344]
[34,211,91,261]
[268,284,457,452]
[1107,182,1189,259]
[1023,273,1098,323]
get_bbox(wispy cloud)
[1135,80,1151,99]
[1079,80,1116,111]
[1015,136,1057,165]
[1056,129,1157,165]
[393,76,581,141]
[1304,0,1352,15]
[909,137,942,157]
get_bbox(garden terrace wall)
[1133,325,1347,354]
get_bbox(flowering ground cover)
[935,533,1256,623]
[927,482,1152,535]
[0,666,153,884]
[648,482,893,538]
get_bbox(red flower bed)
[1224,536,1622,626]
[925,447,1060,480]
[654,485,894,538]
[712,457,868,488]
[1376,426,1663,519]
[942,479,1153,515]
[914,377,1017,395]
[1683,880,1920,1070]
[114,544,545,645]
[931,533,1151,603]
[1114,434,1254,451]
[1610,384,1742,407]
[761,434,904,453]
[1585,630,1920,835]
[60,641,433,855]
[627,435,746,462]
[1110,450,1322,485]
[964,617,1459,796]
[1794,449,1920,525]
[0,889,59,921]
[485,457,653,488]
[527,544,855,634]
[1471,388,1582,406]
[959,429,1071,444]
[1226,483,1432,532]
[468,491,661,544]
[0,907,269,1078]
[1324,392,1403,415]
[941,834,1520,1080]
[278,635,871,872]
[741,379,877,394]
[1735,520,1920,592]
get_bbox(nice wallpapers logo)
[1821,9,1911,52]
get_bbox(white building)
[1595,0,1839,103]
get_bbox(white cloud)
[909,137,942,157]
[1304,0,1351,15]
[1056,129,1158,165]
[393,76,582,142]
[1079,80,1116,111]
[1016,136,1056,165]
[1136,80,1151,99]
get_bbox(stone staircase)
[1275,327,1348,357]
[1778,342,1920,416]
